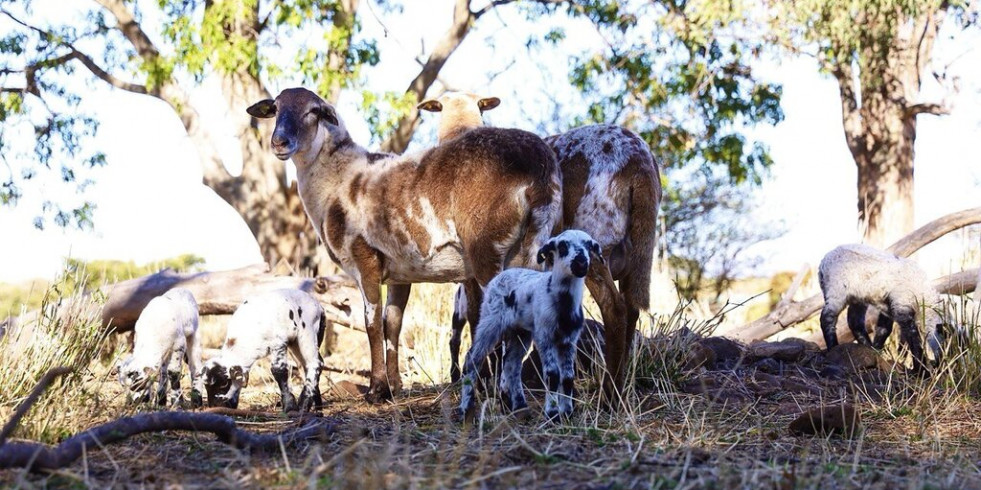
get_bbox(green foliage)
[531,0,784,185]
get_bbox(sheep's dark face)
[118,359,154,402]
[246,87,346,163]
[203,361,246,408]
[537,229,602,279]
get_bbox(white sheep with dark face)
[459,229,601,420]
[203,289,326,412]
[118,288,204,408]
[819,244,946,373]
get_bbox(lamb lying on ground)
[460,230,600,420]
[818,244,945,373]
[118,288,204,407]
[203,289,326,412]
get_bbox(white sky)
[0,1,979,284]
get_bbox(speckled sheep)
[118,288,204,407]
[818,244,944,373]
[203,289,326,412]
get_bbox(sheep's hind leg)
[585,261,628,407]
[846,304,873,346]
[383,284,411,396]
[499,330,532,413]
[459,315,508,421]
[290,343,322,412]
[872,313,894,350]
[820,301,844,350]
[449,286,468,383]
[271,346,297,412]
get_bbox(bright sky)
[1,1,979,284]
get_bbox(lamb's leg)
[449,285,468,383]
[846,304,873,346]
[892,305,928,375]
[820,301,845,350]
[872,313,894,350]
[463,279,501,382]
[289,342,323,412]
[155,354,171,407]
[556,333,578,418]
[166,347,185,407]
[499,330,532,412]
[383,284,411,396]
[585,261,628,406]
[185,332,205,408]
[536,337,563,420]
[271,346,297,412]
[459,315,508,420]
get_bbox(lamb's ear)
[247,99,277,118]
[315,105,340,126]
[417,99,443,112]
[537,241,556,266]
[590,241,605,264]
[478,97,500,112]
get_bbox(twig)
[0,411,338,473]
[0,366,73,446]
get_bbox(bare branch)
[68,48,148,94]
[905,102,950,117]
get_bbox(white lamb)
[460,230,601,420]
[118,288,204,407]
[203,289,326,412]
[818,244,945,373]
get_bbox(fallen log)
[727,207,981,342]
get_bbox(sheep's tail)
[623,152,662,311]
[516,162,563,269]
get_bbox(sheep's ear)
[315,105,340,126]
[537,242,556,265]
[478,97,500,112]
[247,99,277,118]
[417,99,443,112]
[590,241,605,264]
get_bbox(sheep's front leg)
[155,354,172,407]
[585,261,628,406]
[383,284,411,396]
[166,346,186,407]
[820,301,844,350]
[499,330,532,412]
[185,332,205,408]
[846,304,874,346]
[271,346,297,412]
[892,305,928,375]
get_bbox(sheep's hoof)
[364,382,393,404]
[450,367,462,384]
[188,390,204,409]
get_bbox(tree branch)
[68,48,148,94]
[0,411,337,473]
[905,102,950,117]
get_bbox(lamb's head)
[117,356,154,402]
[246,87,348,163]
[202,359,248,409]
[417,92,500,143]
[536,229,602,279]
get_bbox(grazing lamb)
[459,230,600,420]
[247,87,561,403]
[203,289,326,412]
[118,288,204,407]
[818,244,945,373]
[420,95,662,395]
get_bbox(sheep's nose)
[271,133,290,148]
[571,254,589,277]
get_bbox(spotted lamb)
[460,230,600,420]
[118,288,204,407]
[203,289,326,412]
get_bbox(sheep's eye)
[557,241,569,257]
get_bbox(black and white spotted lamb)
[118,287,204,407]
[819,244,945,373]
[203,289,326,412]
[460,230,600,420]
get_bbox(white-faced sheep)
[118,288,204,408]
[203,289,326,412]
[460,230,600,420]
[819,244,945,373]
[417,92,500,143]
[420,93,662,394]
[247,87,562,403]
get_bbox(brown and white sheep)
[247,87,562,403]
[419,93,662,396]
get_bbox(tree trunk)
[831,6,944,247]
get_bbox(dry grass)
[3,281,981,488]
